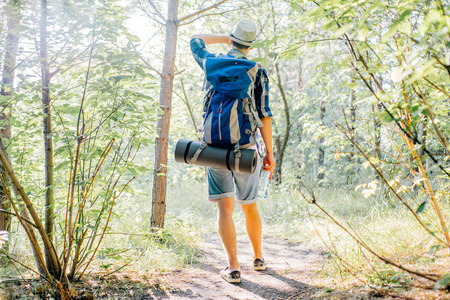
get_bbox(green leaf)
[416,201,426,214]
[428,244,442,255]
[54,161,71,172]
[358,26,370,41]
[100,263,112,270]
[126,33,140,42]
[391,66,405,82]
[407,59,437,84]
[410,104,420,113]
[434,273,450,290]
[419,10,444,33]
[380,110,394,122]
[382,9,412,42]
[109,75,124,84]
[362,161,371,169]
[290,1,299,11]
[333,23,353,38]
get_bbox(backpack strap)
[234,144,241,172]
[190,142,207,164]
[247,63,264,128]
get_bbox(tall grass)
[261,182,450,284]
[5,171,448,285]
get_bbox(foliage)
[0,0,158,293]
[284,0,450,287]
[1,0,449,296]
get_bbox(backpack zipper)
[218,102,223,140]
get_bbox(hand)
[227,36,232,47]
[263,152,275,179]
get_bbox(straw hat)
[228,20,256,46]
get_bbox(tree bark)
[317,100,325,180]
[273,61,290,184]
[0,0,20,232]
[372,104,381,160]
[151,0,179,228]
[417,119,426,158]
[295,58,303,178]
[347,85,357,181]
[40,0,57,276]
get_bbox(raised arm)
[190,34,232,46]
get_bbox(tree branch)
[130,39,163,77]
[297,183,438,282]
[142,10,165,26]
[0,209,37,228]
[177,0,231,25]
[145,0,166,23]
[179,6,244,26]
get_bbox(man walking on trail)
[190,20,275,283]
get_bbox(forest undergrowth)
[2,176,450,298]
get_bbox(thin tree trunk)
[404,135,450,248]
[273,61,290,184]
[0,138,59,278]
[151,0,179,228]
[179,77,200,140]
[268,1,291,184]
[350,90,356,131]
[372,104,381,159]
[0,135,47,274]
[317,100,325,180]
[0,0,20,232]
[40,0,57,276]
[297,58,302,94]
[417,120,426,158]
[347,86,357,183]
[296,58,303,178]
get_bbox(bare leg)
[217,197,239,270]
[241,202,263,259]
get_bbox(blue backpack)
[202,54,263,151]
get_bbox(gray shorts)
[207,156,262,205]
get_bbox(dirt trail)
[152,234,377,300]
[1,234,384,299]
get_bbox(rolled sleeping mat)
[174,139,257,174]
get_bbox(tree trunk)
[297,58,303,94]
[0,139,52,277]
[373,104,381,159]
[347,86,357,183]
[295,58,303,179]
[179,78,200,140]
[317,100,325,180]
[417,120,426,158]
[40,0,57,276]
[151,0,179,228]
[273,61,291,184]
[0,0,20,232]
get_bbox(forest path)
[2,233,386,299]
[152,233,378,300]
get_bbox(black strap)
[184,141,193,164]
[219,76,238,82]
[225,148,232,171]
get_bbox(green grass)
[113,178,450,282]
[3,176,449,288]
[256,183,450,284]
